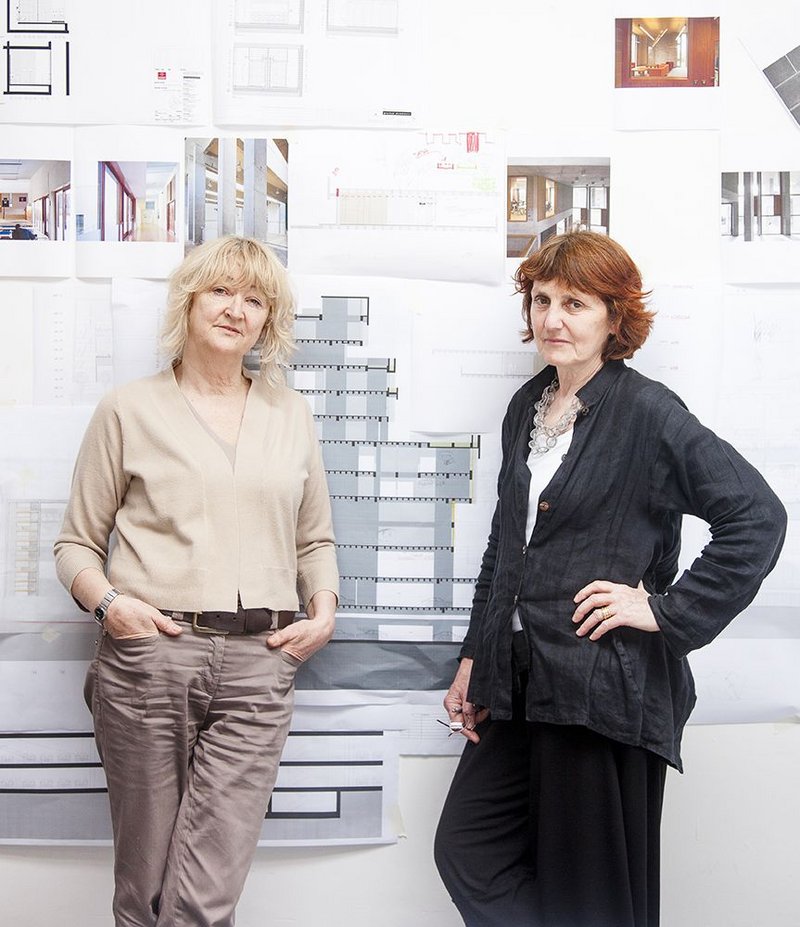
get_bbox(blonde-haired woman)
[55,236,338,927]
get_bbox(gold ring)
[599,606,609,621]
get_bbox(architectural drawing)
[232,43,303,94]
[0,719,393,844]
[290,130,502,281]
[3,40,52,94]
[3,1,70,97]
[6,0,68,33]
[286,295,479,616]
[214,0,422,127]
[234,0,304,31]
[325,0,399,34]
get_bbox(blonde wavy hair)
[161,236,295,389]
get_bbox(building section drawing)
[234,0,304,31]
[0,284,111,622]
[326,0,399,34]
[290,131,502,281]
[327,132,497,231]
[0,442,76,623]
[6,0,68,32]
[232,43,303,94]
[31,283,113,404]
[4,501,65,604]
[286,295,480,616]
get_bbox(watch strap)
[94,587,121,624]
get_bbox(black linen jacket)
[461,361,787,770]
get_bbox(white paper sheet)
[0,125,74,277]
[73,127,183,277]
[213,0,423,127]
[289,131,504,283]
[410,280,537,433]
[0,0,212,125]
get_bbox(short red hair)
[514,232,654,361]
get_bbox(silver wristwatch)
[94,587,121,624]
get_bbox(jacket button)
[538,500,550,512]
[521,544,527,555]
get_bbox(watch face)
[94,589,116,622]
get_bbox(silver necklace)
[528,378,582,456]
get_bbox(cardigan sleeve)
[53,390,129,599]
[295,401,339,607]
[647,398,787,659]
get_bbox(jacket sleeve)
[53,390,129,601]
[459,389,525,658]
[295,400,339,607]
[647,399,787,659]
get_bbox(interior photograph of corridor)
[615,17,720,88]
[76,161,178,242]
[185,137,289,266]
[0,159,70,241]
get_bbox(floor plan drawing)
[3,1,69,96]
[3,40,52,94]
[6,0,68,33]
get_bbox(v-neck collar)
[168,365,255,465]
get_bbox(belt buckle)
[191,612,229,635]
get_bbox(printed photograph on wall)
[506,159,610,259]
[185,137,289,266]
[721,171,800,240]
[0,160,71,241]
[76,162,178,242]
[762,44,800,127]
[614,17,720,88]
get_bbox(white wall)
[2,0,798,923]
[2,723,799,926]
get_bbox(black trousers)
[434,686,667,927]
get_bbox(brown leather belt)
[161,608,295,635]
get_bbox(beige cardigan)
[54,368,339,613]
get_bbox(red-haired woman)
[434,232,785,927]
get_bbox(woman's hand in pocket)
[104,596,183,640]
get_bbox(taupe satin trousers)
[85,627,299,927]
